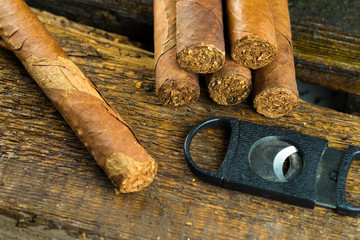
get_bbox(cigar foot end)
[177,45,225,74]
[208,74,252,106]
[104,152,157,193]
[232,35,277,69]
[254,88,298,118]
[158,79,200,107]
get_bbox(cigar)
[0,0,157,193]
[226,0,277,69]
[207,56,252,106]
[176,0,225,74]
[252,0,298,118]
[154,0,200,106]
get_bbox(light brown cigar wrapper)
[154,0,200,106]
[0,0,157,193]
[207,56,252,106]
[252,0,298,118]
[226,0,277,69]
[176,0,225,74]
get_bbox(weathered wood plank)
[1,9,360,239]
[26,0,153,45]
[0,214,86,240]
[289,0,360,36]
[293,24,360,94]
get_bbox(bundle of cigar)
[154,0,298,118]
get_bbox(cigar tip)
[158,79,200,107]
[207,73,252,106]
[177,45,225,74]
[253,87,298,118]
[104,152,157,193]
[232,35,277,69]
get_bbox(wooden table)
[1,9,360,239]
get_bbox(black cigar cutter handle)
[184,117,360,216]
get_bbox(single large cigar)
[0,0,157,193]
[176,0,225,74]
[226,0,277,69]
[207,56,252,106]
[154,0,200,106]
[252,0,298,118]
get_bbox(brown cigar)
[226,0,277,69]
[0,0,157,193]
[207,56,252,106]
[252,0,298,118]
[154,0,200,106]
[176,0,225,74]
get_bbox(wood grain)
[292,24,360,94]
[1,9,360,239]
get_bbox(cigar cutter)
[184,117,360,216]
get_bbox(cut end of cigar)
[232,35,277,69]
[208,74,252,106]
[158,79,200,107]
[177,45,225,74]
[104,152,157,193]
[253,88,298,118]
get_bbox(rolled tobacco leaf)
[176,0,225,74]
[252,0,298,118]
[207,56,252,106]
[226,0,277,69]
[154,0,200,106]
[0,0,157,193]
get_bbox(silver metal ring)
[273,145,299,182]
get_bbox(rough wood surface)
[25,0,360,95]
[1,9,360,239]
